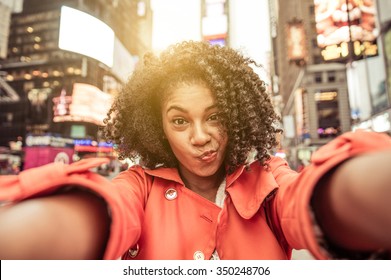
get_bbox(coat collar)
[143,161,279,219]
[225,161,279,219]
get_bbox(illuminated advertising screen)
[315,89,340,138]
[59,6,114,67]
[53,83,113,126]
[286,21,307,64]
[314,0,379,62]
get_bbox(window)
[327,71,336,83]
[314,72,322,83]
[309,5,315,15]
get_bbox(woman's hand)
[0,188,110,259]
[312,150,391,253]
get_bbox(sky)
[229,0,271,82]
[151,0,202,51]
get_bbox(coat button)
[128,244,139,258]
[165,188,177,200]
[193,251,205,260]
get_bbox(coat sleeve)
[271,130,391,259]
[0,157,146,260]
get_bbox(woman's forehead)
[164,83,214,106]
[162,80,212,100]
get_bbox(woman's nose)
[190,123,211,145]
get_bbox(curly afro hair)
[102,40,282,174]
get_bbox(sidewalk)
[292,249,315,260]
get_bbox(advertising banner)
[53,83,113,126]
[23,146,74,169]
[314,0,379,62]
[286,20,307,65]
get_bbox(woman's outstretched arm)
[312,150,391,253]
[0,189,110,259]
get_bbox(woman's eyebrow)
[166,104,218,114]
[166,105,187,114]
[206,104,218,111]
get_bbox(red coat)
[1,130,391,259]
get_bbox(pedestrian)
[0,41,391,260]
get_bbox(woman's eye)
[208,114,220,121]
[173,118,187,125]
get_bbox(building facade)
[270,0,391,169]
[0,0,152,172]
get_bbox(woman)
[0,41,391,260]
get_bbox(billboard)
[59,6,114,67]
[24,134,75,169]
[314,0,379,62]
[24,146,74,169]
[112,37,137,83]
[53,83,113,126]
[286,20,307,65]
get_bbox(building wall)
[303,64,350,141]
[0,0,152,148]
[272,0,355,169]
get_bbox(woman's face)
[161,83,228,179]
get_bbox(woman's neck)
[179,167,226,202]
